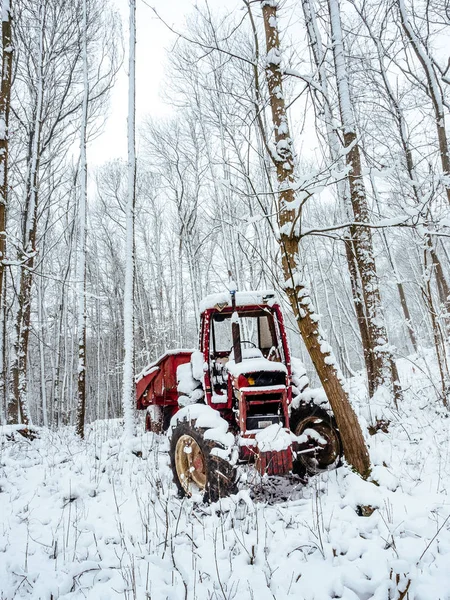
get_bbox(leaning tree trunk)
[0,0,12,422]
[260,0,370,478]
[328,0,400,400]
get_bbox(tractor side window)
[211,316,232,353]
[258,315,273,351]
[210,316,231,396]
[272,313,286,363]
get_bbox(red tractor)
[136,290,342,502]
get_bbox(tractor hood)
[226,357,287,377]
[226,354,287,389]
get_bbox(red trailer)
[136,350,193,431]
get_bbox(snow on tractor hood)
[226,355,287,377]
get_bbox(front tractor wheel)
[291,405,342,477]
[170,419,236,503]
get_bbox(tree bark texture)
[302,0,401,389]
[0,0,12,309]
[261,0,370,478]
[0,0,12,422]
[328,0,399,400]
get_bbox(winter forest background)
[2,0,450,599]
[1,0,449,428]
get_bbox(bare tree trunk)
[37,206,50,427]
[0,0,12,423]
[301,0,387,390]
[0,0,12,315]
[358,7,450,340]
[10,200,37,425]
[328,0,400,401]
[9,1,47,425]
[398,0,450,205]
[260,0,370,478]
[0,274,5,423]
[122,0,136,439]
[344,236,375,380]
[53,201,75,427]
[76,0,89,438]
[423,250,449,406]
[428,244,450,331]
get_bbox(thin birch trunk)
[0,0,11,297]
[53,208,75,427]
[76,0,89,438]
[122,0,136,439]
[260,0,370,478]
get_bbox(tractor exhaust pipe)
[229,281,242,364]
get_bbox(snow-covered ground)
[1,351,450,599]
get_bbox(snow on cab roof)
[199,290,279,313]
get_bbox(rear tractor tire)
[290,403,342,477]
[169,419,237,503]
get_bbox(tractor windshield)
[206,307,287,400]
[211,309,279,358]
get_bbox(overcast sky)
[89,0,241,166]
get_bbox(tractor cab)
[198,290,292,433]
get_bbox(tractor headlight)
[237,374,257,388]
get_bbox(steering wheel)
[229,340,257,352]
